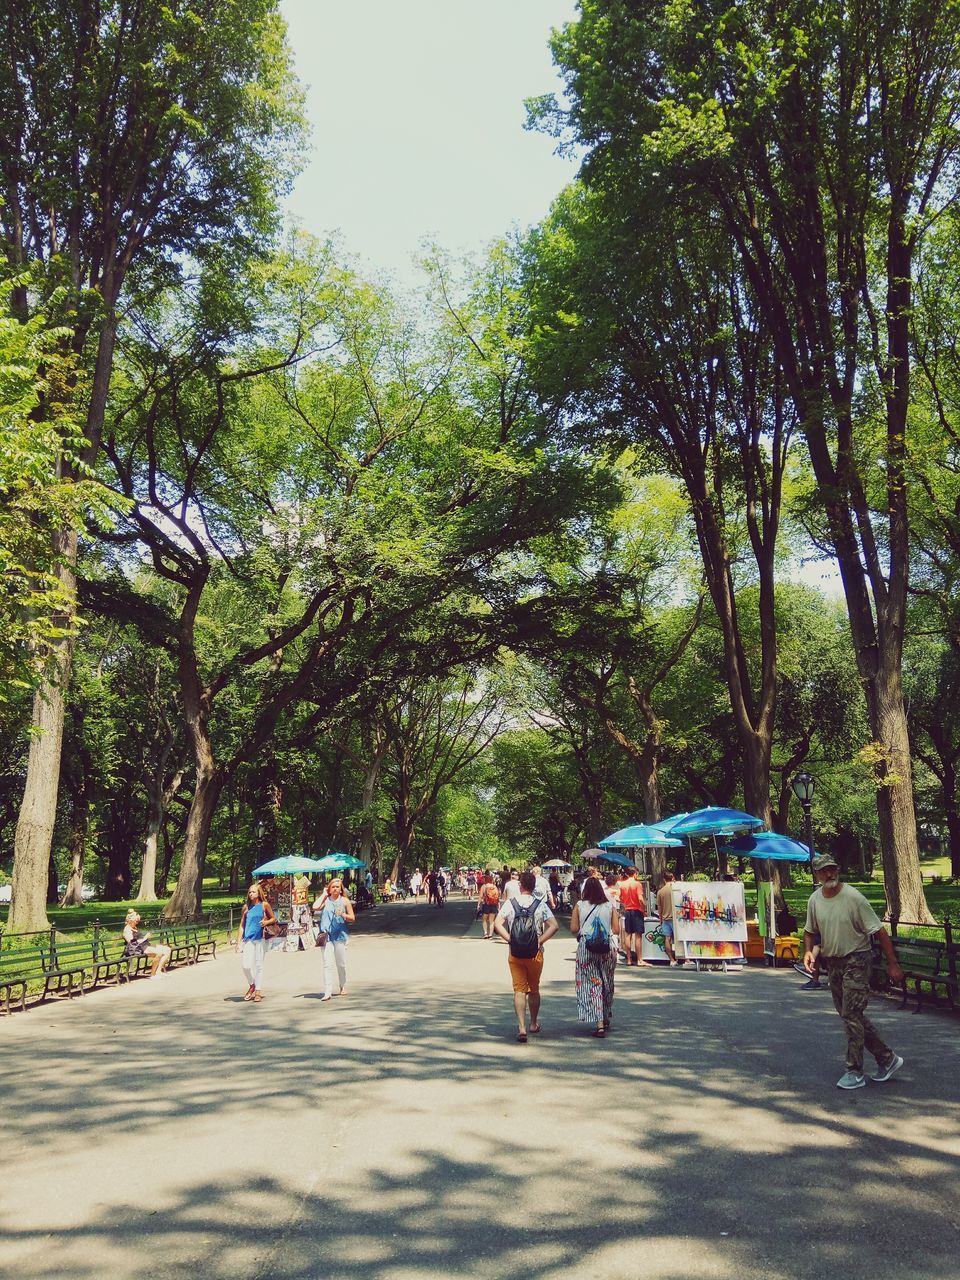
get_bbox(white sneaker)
[870,1054,903,1084]
[836,1070,866,1089]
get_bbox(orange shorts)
[508,951,544,994]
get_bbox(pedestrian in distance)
[313,878,356,1001]
[122,910,172,978]
[570,876,620,1036]
[803,853,905,1089]
[493,869,559,1042]
[502,869,521,903]
[478,874,501,938]
[237,882,277,1002]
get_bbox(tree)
[533,0,955,919]
[2,0,304,932]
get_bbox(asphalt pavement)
[2,896,958,1280]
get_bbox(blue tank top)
[243,901,266,940]
[319,899,349,942]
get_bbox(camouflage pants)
[824,952,892,1074]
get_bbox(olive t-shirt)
[804,884,883,957]
[656,883,675,921]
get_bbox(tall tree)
[2,0,303,931]
[533,0,956,919]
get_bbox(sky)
[280,0,580,285]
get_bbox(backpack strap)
[577,903,599,939]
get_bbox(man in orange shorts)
[494,870,559,1042]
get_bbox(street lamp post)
[791,771,816,875]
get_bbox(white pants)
[241,939,266,991]
[322,938,348,995]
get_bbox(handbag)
[315,929,328,947]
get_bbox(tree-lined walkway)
[3,898,958,1279]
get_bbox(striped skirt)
[575,940,617,1023]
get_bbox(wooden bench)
[93,938,154,984]
[0,948,30,1014]
[872,935,958,1013]
[39,938,96,999]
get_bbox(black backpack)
[509,899,541,958]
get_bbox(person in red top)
[618,866,648,966]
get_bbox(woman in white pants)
[237,882,277,1002]
[313,879,356,1001]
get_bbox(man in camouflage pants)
[803,853,905,1090]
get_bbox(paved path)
[3,898,958,1279]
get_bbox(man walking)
[530,863,556,910]
[618,865,648,965]
[803,853,904,1089]
[494,870,559,1041]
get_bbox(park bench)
[39,937,100,999]
[0,948,30,1014]
[872,932,958,1014]
[187,923,217,961]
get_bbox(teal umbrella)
[252,855,331,875]
[599,823,685,849]
[314,852,367,872]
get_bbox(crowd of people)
[228,853,906,1090]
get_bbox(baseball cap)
[812,853,839,872]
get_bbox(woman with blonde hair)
[313,878,356,1001]
[122,910,172,977]
[237,881,277,1002]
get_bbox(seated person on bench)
[123,910,172,977]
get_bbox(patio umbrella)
[314,852,367,872]
[599,823,684,849]
[252,855,332,876]
[581,848,635,869]
[718,832,813,862]
[668,806,766,836]
[541,858,572,868]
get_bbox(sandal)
[243,985,255,1001]
[516,1031,528,1042]
[253,992,263,1002]
[593,1026,606,1038]
[529,1023,541,1034]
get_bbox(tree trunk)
[61,825,86,906]
[871,664,933,922]
[164,766,224,920]
[358,741,387,867]
[9,571,75,933]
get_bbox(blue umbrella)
[252,855,331,876]
[719,832,813,862]
[314,852,367,872]
[668,806,766,836]
[599,822,685,849]
[581,848,635,869]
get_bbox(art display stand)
[671,881,748,972]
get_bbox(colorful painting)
[678,939,745,960]
[671,881,748,944]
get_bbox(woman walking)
[478,874,501,938]
[237,881,277,1002]
[570,876,619,1037]
[313,878,356,1001]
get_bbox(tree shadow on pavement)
[3,905,958,1280]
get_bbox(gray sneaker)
[870,1054,904,1084]
[799,978,822,989]
[836,1070,867,1090]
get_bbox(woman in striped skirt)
[570,875,620,1036]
